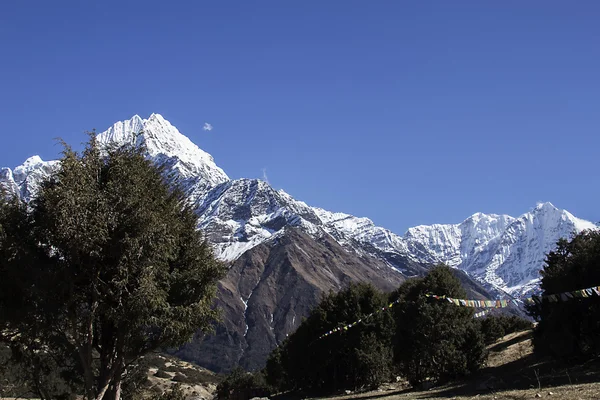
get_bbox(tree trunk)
[113,373,123,400]
[78,345,96,400]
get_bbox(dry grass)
[142,354,219,400]
[326,381,600,400]
[310,329,600,400]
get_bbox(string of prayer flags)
[523,285,600,305]
[427,284,600,310]
[317,298,400,340]
[425,294,516,308]
[474,310,490,318]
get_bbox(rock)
[535,394,542,398]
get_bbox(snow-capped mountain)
[1,114,595,297]
[2,114,597,370]
[402,204,597,296]
[0,155,60,203]
[1,114,229,205]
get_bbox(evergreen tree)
[392,265,486,386]
[531,230,600,360]
[265,283,395,394]
[0,136,226,400]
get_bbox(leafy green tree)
[0,136,226,400]
[392,265,486,386]
[265,283,395,394]
[531,230,600,360]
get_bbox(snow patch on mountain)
[195,179,325,261]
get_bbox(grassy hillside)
[303,329,600,400]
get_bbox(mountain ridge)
[2,113,596,371]
[1,114,595,296]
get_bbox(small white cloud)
[203,122,213,131]
[262,168,269,184]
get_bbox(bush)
[216,367,271,400]
[531,231,600,360]
[171,372,188,382]
[154,370,171,379]
[479,314,533,345]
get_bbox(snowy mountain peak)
[534,201,556,211]
[2,155,59,202]
[95,114,230,201]
[20,155,45,168]
[97,114,228,184]
[2,114,229,203]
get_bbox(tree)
[531,230,600,360]
[265,283,395,394]
[392,265,486,386]
[0,136,226,400]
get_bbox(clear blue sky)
[1,1,598,233]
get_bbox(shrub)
[154,370,172,379]
[216,367,271,400]
[479,314,533,345]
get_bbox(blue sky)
[1,1,598,233]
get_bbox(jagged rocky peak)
[1,114,230,203]
[97,113,229,187]
[400,202,597,295]
[529,201,594,228]
[1,155,60,202]
[196,178,324,262]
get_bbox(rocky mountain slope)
[1,113,595,371]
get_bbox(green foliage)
[0,135,226,400]
[216,367,271,400]
[265,283,395,393]
[479,314,533,345]
[531,231,600,360]
[392,265,486,386]
[0,345,73,399]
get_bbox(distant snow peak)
[2,155,59,202]
[404,204,598,295]
[534,201,555,211]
